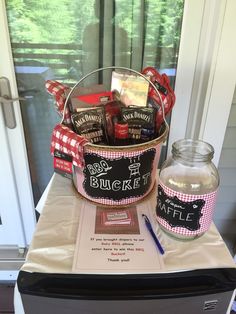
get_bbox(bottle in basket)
[114,121,129,146]
[156,139,219,240]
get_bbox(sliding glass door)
[5,0,184,205]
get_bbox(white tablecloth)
[21,173,235,274]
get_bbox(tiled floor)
[0,284,15,313]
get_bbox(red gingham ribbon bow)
[141,67,176,128]
[51,124,88,167]
[46,80,72,125]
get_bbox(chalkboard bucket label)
[156,181,218,238]
[73,139,165,206]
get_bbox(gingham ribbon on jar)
[46,80,72,125]
[157,180,218,236]
[51,124,88,167]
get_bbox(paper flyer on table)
[72,201,164,274]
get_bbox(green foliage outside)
[6,0,184,80]
[7,0,184,46]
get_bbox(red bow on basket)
[45,80,72,126]
[142,67,176,126]
[51,124,88,168]
[46,80,88,167]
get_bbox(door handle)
[0,95,25,104]
[0,77,24,129]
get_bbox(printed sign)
[54,150,72,179]
[156,184,205,231]
[83,149,155,201]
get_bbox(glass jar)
[156,139,219,240]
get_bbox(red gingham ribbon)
[141,67,175,128]
[45,80,72,125]
[51,124,88,167]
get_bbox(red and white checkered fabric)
[157,180,218,237]
[46,80,72,125]
[51,124,88,167]
[85,147,154,159]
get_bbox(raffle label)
[156,181,218,236]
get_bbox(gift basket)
[46,66,175,207]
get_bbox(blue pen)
[142,214,165,255]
